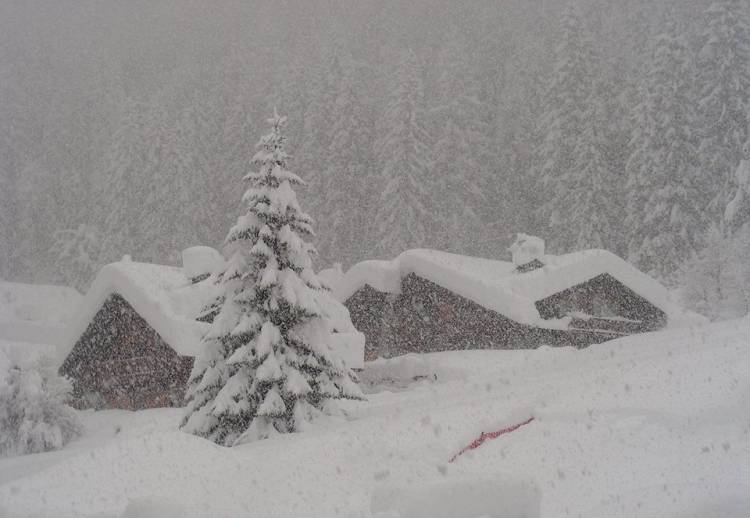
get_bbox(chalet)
[58,247,364,411]
[331,235,686,360]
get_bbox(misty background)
[2,0,748,315]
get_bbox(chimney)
[509,234,545,273]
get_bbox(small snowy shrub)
[0,356,83,457]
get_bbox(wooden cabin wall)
[346,274,664,359]
[346,274,595,359]
[535,274,667,333]
[60,294,193,410]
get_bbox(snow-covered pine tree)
[181,111,362,446]
[429,28,492,256]
[316,54,376,268]
[372,49,434,258]
[48,224,102,292]
[724,140,750,233]
[0,355,83,457]
[534,5,616,252]
[98,98,151,264]
[297,47,344,220]
[140,90,217,265]
[677,223,750,320]
[696,0,750,214]
[625,25,706,278]
[0,80,37,279]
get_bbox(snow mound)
[0,340,56,372]
[359,354,460,392]
[0,281,83,346]
[2,318,748,517]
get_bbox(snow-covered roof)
[0,280,83,345]
[333,249,686,328]
[182,246,224,280]
[57,259,365,369]
[58,260,216,364]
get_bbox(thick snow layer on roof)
[58,261,214,364]
[334,249,688,328]
[317,265,345,290]
[0,281,83,345]
[181,246,224,279]
[58,260,364,368]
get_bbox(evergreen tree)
[181,111,362,446]
[48,224,102,292]
[678,224,750,320]
[625,26,705,278]
[297,47,345,219]
[98,98,151,264]
[316,56,376,268]
[724,140,750,233]
[534,5,616,252]
[372,49,434,257]
[696,0,750,212]
[140,90,217,264]
[430,29,492,255]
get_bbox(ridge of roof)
[57,261,212,364]
[334,248,686,328]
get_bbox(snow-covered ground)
[1,319,749,518]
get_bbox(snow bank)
[1,318,749,517]
[0,340,56,370]
[0,281,82,324]
[333,248,690,328]
[358,354,465,392]
[0,281,82,346]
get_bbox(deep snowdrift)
[1,319,749,518]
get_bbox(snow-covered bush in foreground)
[0,356,83,457]
[181,111,362,446]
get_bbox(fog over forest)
[2,0,749,316]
